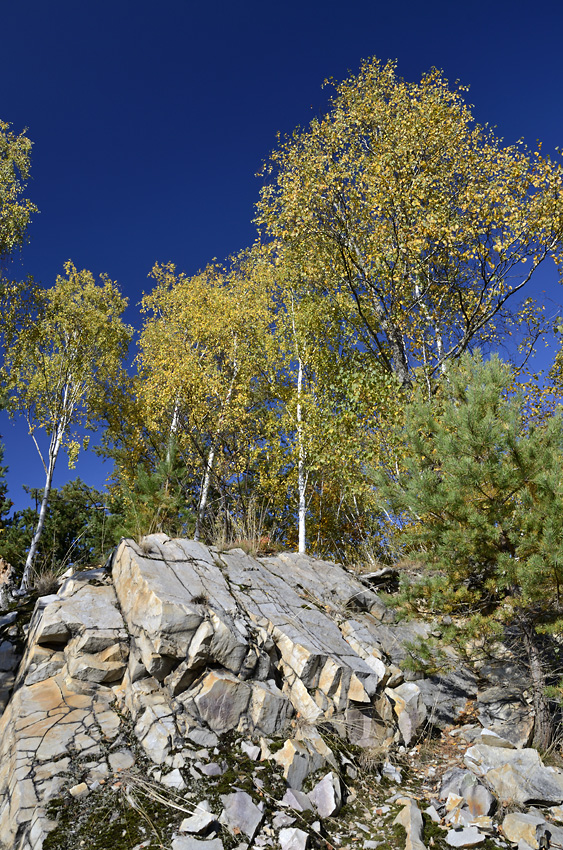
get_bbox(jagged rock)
[279,826,309,850]
[109,749,135,772]
[172,837,224,850]
[393,796,426,850]
[445,826,485,846]
[308,771,342,818]
[502,813,548,848]
[219,789,264,839]
[281,788,314,812]
[478,728,516,748]
[5,537,563,850]
[477,686,534,749]
[439,769,495,817]
[241,741,261,760]
[179,801,216,834]
[273,739,326,790]
[465,744,563,805]
[414,664,478,730]
[385,682,427,744]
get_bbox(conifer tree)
[374,352,563,748]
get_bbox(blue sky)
[2,0,563,510]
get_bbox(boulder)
[385,682,427,744]
[465,744,563,805]
[477,686,534,749]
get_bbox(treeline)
[1,58,563,595]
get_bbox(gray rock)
[220,790,264,840]
[172,837,224,850]
[445,826,485,846]
[279,827,309,850]
[440,769,495,816]
[308,772,342,819]
[477,686,534,749]
[393,796,426,850]
[241,741,261,760]
[385,682,427,744]
[465,744,563,805]
[502,813,547,849]
[281,788,314,812]
[179,801,216,834]
[415,664,478,730]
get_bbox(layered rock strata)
[0,535,555,850]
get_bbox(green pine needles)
[375,352,563,748]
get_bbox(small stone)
[179,801,216,834]
[161,769,186,790]
[425,805,441,823]
[241,741,261,760]
[199,762,223,776]
[445,826,485,847]
[279,826,309,850]
[281,788,314,812]
[273,812,296,828]
[220,790,264,840]
[382,760,402,783]
[171,837,224,850]
[69,782,89,799]
[109,749,135,773]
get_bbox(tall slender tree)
[1,262,132,590]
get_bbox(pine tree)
[374,352,563,748]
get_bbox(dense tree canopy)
[0,120,37,264]
[1,58,563,600]
[256,59,563,386]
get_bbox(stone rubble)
[0,534,559,849]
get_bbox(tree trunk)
[20,424,63,592]
[522,620,554,751]
[194,442,216,542]
[193,346,239,543]
[296,355,306,554]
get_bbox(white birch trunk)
[193,342,239,542]
[194,442,216,542]
[296,355,306,554]
[166,399,180,466]
[20,423,64,591]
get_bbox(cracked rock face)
[0,534,556,850]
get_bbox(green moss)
[43,783,184,850]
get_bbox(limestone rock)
[501,813,548,849]
[220,789,264,840]
[172,837,224,850]
[465,744,563,805]
[279,826,309,850]
[393,796,426,850]
[414,664,478,730]
[445,826,485,846]
[477,686,534,749]
[308,771,342,818]
[385,682,427,744]
[273,739,326,790]
[179,800,216,834]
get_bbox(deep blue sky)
[2,0,563,510]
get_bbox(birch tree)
[256,58,563,387]
[135,255,275,542]
[0,119,37,264]
[1,262,131,590]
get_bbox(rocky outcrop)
[0,535,557,850]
